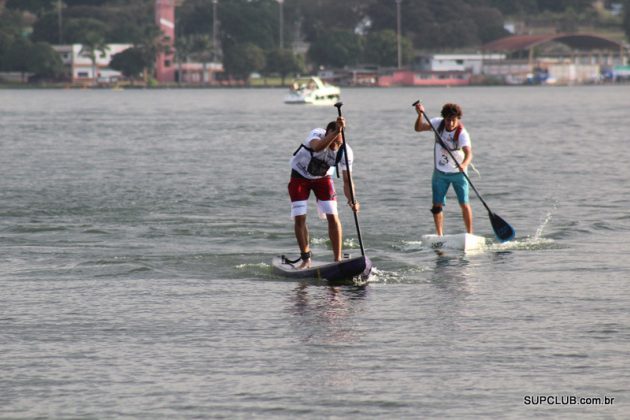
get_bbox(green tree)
[174,34,214,84]
[110,47,145,81]
[557,7,579,33]
[470,7,509,43]
[265,48,305,85]
[79,30,109,84]
[363,29,413,67]
[223,42,265,82]
[176,0,217,37]
[0,9,25,70]
[132,24,169,84]
[219,0,277,50]
[27,41,65,80]
[64,3,154,43]
[0,8,27,39]
[535,0,592,13]
[2,37,32,81]
[190,34,214,83]
[5,0,52,15]
[33,15,109,44]
[30,2,153,44]
[366,0,504,50]
[484,0,592,14]
[63,0,110,6]
[308,30,363,68]
[623,0,630,41]
[486,0,538,15]
[30,12,60,43]
[296,0,373,43]
[66,18,108,44]
[2,38,63,83]
[174,34,194,84]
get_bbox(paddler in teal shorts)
[414,102,473,236]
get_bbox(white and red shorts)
[288,176,337,219]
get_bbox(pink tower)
[155,0,176,83]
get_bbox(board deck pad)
[272,254,372,283]
[421,233,487,251]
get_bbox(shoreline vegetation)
[2,78,628,90]
[2,1,628,91]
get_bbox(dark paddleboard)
[271,254,372,283]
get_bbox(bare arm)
[414,103,432,132]
[460,146,473,172]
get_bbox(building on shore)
[376,69,472,87]
[321,33,627,87]
[50,41,224,86]
[322,54,505,87]
[481,33,628,84]
[53,44,132,85]
[377,53,508,87]
[176,62,224,84]
[155,0,176,83]
[154,0,223,85]
[414,53,506,75]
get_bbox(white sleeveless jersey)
[290,128,353,179]
[430,117,471,173]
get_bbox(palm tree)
[190,34,213,84]
[79,31,109,86]
[134,24,171,85]
[174,35,193,84]
[174,34,214,85]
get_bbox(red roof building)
[481,33,628,84]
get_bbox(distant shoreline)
[2,81,629,90]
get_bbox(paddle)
[334,102,366,256]
[412,100,516,242]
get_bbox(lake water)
[1,86,629,418]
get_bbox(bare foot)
[298,258,311,269]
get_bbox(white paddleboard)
[421,233,487,251]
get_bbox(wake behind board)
[421,233,487,251]
[272,254,372,283]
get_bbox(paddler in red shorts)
[288,116,360,269]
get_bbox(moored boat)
[284,76,341,105]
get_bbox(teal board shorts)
[432,170,470,205]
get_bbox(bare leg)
[433,204,444,236]
[326,213,342,261]
[460,203,473,234]
[294,215,311,268]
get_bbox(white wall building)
[53,44,133,83]
[415,53,506,75]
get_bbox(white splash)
[533,202,557,241]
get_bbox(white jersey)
[290,128,353,179]
[430,117,471,174]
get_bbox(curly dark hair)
[441,103,463,119]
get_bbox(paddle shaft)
[334,102,366,257]
[417,107,493,215]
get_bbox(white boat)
[284,76,341,105]
[421,233,487,252]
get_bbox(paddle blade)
[489,212,515,242]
